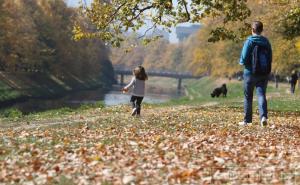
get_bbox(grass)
[0,105,299,184]
[0,76,298,124]
[0,81,23,102]
[268,96,300,112]
[0,101,105,127]
[166,77,299,112]
[0,77,299,184]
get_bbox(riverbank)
[0,74,182,115]
[0,76,298,125]
[0,71,114,108]
[0,79,179,118]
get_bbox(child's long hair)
[133,66,148,81]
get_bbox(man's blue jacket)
[239,35,272,75]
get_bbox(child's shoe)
[131,108,137,116]
[238,121,252,126]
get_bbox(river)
[5,86,176,114]
[104,91,172,106]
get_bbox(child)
[122,66,148,116]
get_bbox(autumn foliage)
[112,1,300,77]
[0,0,114,83]
[0,106,300,184]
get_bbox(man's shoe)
[131,108,137,116]
[238,121,252,126]
[261,117,267,127]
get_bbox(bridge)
[114,68,205,94]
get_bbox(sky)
[66,0,197,43]
[67,0,91,7]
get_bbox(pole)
[177,78,182,95]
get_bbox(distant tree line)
[0,0,114,83]
[111,35,186,72]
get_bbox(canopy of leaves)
[279,7,300,39]
[74,0,251,46]
[111,1,300,77]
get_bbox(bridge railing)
[114,67,207,95]
[114,68,203,79]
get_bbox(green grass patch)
[164,77,300,112]
[268,96,300,112]
[0,108,23,119]
[0,81,23,101]
[25,101,105,119]
[0,76,298,125]
[0,101,105,124]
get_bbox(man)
[290,70,298,94]
[239,21,272,127]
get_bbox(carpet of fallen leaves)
[0,105,300,185]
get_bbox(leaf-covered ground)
[0,105,300,184]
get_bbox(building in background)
[176,24,202,42]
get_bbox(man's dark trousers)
[244,74,269,123]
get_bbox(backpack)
[251,45,271,75]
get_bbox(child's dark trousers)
[130,96,144,115]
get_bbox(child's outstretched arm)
[122,77,135,92]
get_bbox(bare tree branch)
[128,5,154,23]
[137,23,157,39]
[103,2,128,28]
[182,0,191,21]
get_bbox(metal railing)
[114,68,204,79]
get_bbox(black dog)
[211,84,227,98]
